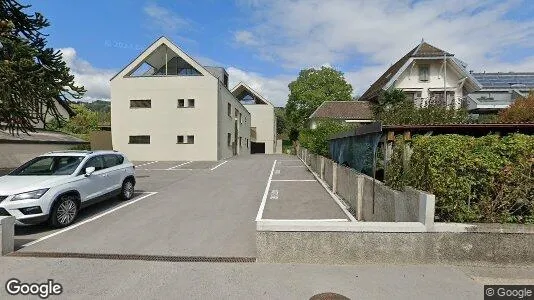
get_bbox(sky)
[28,0,534,106]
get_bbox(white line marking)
[277,165,306,168]
[269,189,279,199]
[138,169,193,171]
[300,157,357,222]
[260,219,348,222]
[210,160,228,171]
[135,161,158,167]
[255,160,277,221]
[274,170,281,174]
[271,179,316,182]
[166,161,192,170]
[22,192,158,248]
[277,160,300,162]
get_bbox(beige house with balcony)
[110,36,250,161]
[360,40,481,108]
[231,82,277,154]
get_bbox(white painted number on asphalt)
[275,170,281,174]
[270,189,279,199]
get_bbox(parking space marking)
[269,189,279,200]
[210,160,228,171]
[255,160,277,221]
[137,168,194,171]
[135,161,158,167]
[277,165,306,168]
[271,179,316,182]
[274,170,281,175]
[166,161,192,170]
[22,192,158,248]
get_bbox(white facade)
[231,82,276,154]
[110,37,250,161]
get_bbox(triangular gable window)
[126,44,202,77]
[236,88,267,105]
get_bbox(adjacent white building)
[360,41,482,108]
[231,82,277,154]
[110,37,251,161]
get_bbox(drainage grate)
[9,251,256,263]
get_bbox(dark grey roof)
[472,72,534,89]
[0,130,87,144]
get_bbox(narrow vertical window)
[178,99,185,108]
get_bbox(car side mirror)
[85,166,96,177]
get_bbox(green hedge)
[385,134,534,223]
[299,120,353,157]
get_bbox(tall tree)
[0,0,84,134]
[285,67,352,135]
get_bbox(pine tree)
[0,0,85,134]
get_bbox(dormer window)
[419,65,430,82]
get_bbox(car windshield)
[9,156,85,176]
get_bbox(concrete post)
[320,156,325,180]
[418,193,435,231]
[356,175,364,221]
[1,216,15,255]
[332,162,338,193]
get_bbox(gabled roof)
[309,101,373,120]
[110,36,213,81]
[230,82,274,107]
[359,41,480,101]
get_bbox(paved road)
[1,256,533,299]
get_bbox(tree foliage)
[498,92,534,123]
[274,107,286,136]
[373,89,471,125]
[298,120,353,157]
[0,0,84,134]
[285,67,353,131]
[386,134,534,223]
[47,104,98,140]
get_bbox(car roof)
[42,150,123,157]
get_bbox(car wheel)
[120,178,135,200]
[49,195,79,228]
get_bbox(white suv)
[0,150,136,227]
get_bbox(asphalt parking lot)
[16,155,338,258]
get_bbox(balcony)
[415,96,468,109]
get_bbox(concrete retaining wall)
[300,148,435,227]
[257,225,534,265]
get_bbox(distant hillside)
[79,100,111,113]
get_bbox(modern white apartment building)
[231,82,276,154]
[110,37,250,161]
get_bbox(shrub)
[385,134,534,223]
[498,92,534,122]
[299,120,353,157]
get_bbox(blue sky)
[28,0,534,106]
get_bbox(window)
[81,156,105,173]
[188,99,195,107]
[178,99,185,108]
[10,156,84,176]
[129,135,150,144]
[239,137,242,148]
[239,113,242,124]
[187,135,194,144]
[227,133,232,146]
[130,100,151,108]
[419,65,430,82]
[227,103,231,117]
[235,108,239,118]
[178,135,194,144]
[103,154,124,168]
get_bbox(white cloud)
[234,0,534,96]
[227,67,291,107]
[143,3,189,32]
[59,48,116,102]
